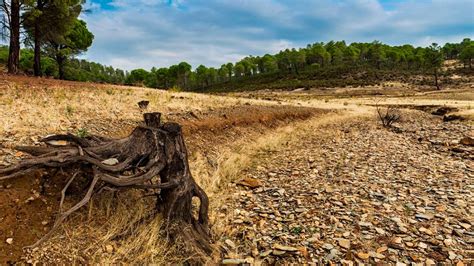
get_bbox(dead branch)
[375,103,401,128]
[0,112,211,260]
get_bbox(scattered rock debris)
[221,111,472,264]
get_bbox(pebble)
[338,239,350,249]
[6,238,13,245]
[322,243,334,250]
[105,245,114,253]
[415,214,432,220]
[357,252,370,260]
[449,251,457,260]
[273,244,298,252]
[221,114,473,264]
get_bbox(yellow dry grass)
[49,109,367,264]
[0,80,272,143]
[2,77,471,263]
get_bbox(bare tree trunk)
[33,0,43,77]
[56,52,65,79]
[7,0,20,74]
[33,24,41,76]
[434,68,440,90]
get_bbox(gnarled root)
[0,112,212,261]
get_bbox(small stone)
[105,244,114,253]
[453,229,464,236]
[415,213,432,220]
[272,250,286,256]
[444,238,453,246]
[425,258,436,265]
[448,251,456,260]
[418,242,427,249]
[6,238,13,245]
[375,227,386,234]
[358,221,372,227]
[419,227,433,235]
[325,249,340,260]
[459,223,471,230]
[237,177,262,188]
[322,243,334,250]
[376,246,388,253]
[391,217,403,223]
[436,205,447,212]
[233,219,243,224]
[25,196,35,203]
[41,221,49,225]
[259,250,272,257]
[101,158,119,166]
[357,252,370,260]
[273,244,298,252]
[392,237,402,244]
[338,239,350,249]
[369,251,385,259]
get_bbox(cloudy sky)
[81,0,474,70]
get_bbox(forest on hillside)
[2,38,473,91]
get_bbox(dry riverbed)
[220,109,473,265]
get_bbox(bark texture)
[0,112,211,260]
[7,0,20,74]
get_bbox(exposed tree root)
[0,112,211,261]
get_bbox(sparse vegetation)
[376,104,401,128]
[76,128,89,138]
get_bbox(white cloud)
[82,0,474,70]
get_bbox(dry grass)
[0,80,272,143]
[26,109,365,264]
[2,76,471,263]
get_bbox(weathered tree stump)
[0,112,211,259]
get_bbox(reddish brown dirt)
[0,104,330,264]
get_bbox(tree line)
[0,0,472,90]
[0,45,127,83]
[127,38,474,90]
[1,0,93,79]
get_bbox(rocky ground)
[220,109,473,265]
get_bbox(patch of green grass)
[65,105,74,117]
[290,226,303,235]
[76,128,89,138]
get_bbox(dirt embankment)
[0,104,328,264]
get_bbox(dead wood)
[0,112,211,260]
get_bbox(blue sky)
[81,0,474,70]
